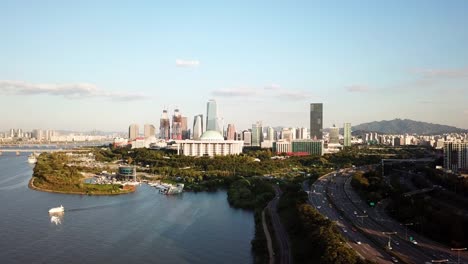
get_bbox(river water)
[0,153,254,264]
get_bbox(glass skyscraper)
[310,103,323,140]
[206,99,220,132]
[343,123,351,147]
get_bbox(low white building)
[176,130,243,157]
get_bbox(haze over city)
[1,0,468,131]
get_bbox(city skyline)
[1,1,468,131]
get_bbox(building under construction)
[172,109,183,140]
[159,110,170,140]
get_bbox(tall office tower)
[310,103,323,140]
[300,127,308,139]
[281,128,293,142]
[32,129,43,141]
[159,110,171,140]
[9,128,15,138]
[181,117,189,139]
[226,124,236,140]
[444,142,468,173]
[266,126,275,141]
[192,114,204,140]
[128,124,139,140]
[17,129,23,138]
[243,130,252,147]
[144,124,156,138]
[251,121,263,147]
[329,125,339,144]
[343,123,351,147]
[206,99,220,132]
[172,109,183,140]
[45,130,55,141]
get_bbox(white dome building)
[175,130,243,157]
[199,130,224,141]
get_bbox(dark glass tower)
[310,103,323,140]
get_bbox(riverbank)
[30,152,135,196]
[29,177,135,195]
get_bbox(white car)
[411,240,418,245]
[355,240,361,245]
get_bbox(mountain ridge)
[352,119,468,135]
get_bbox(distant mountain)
[352,119,468,135]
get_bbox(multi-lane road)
[305,169,467,264]
[267,186,292,264]
[304,175,395,264]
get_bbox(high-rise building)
[128,124,139,140]
[181,117,189,139]
[33,129,43,141]
[266,127,275,141]
[243,130,252,147]
[159,110,170,140]
[206,99,219,132]
[226,124,236,140]
[444,142,468,173]
[172,109,183,140]
[251,121,263,147]
[144,124,156,138]
[329,125,339,144]
[343,123,351,147]
[281,128,294,142]
[192,114,204,140]
[310,103,323,140]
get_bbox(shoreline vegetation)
[30,152,135,195]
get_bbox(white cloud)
[0,80,147,101]
[176,59,200,67]
[212,88,256,97]
[212,84,315,101]
[345,85,370,93]
[275,90,314,101]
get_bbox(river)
[0,152,254,264]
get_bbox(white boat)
[48,205,64,213]
[27,154,37,164]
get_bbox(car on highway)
[393,240,399,246]
[355,240,361,245]
[391,257,399,263]
[411,240,418,245]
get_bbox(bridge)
[0,149,62,153]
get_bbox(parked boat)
[48,205,64,213]
[27,154,37,164]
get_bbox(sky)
[1,0,468,132]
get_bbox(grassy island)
[30,152,134,195]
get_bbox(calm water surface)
[0,153,254,264]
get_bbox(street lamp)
[357,215,368,225]
[383,232,397,250]
[451,248,467,264]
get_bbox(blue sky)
[1,0,467,131]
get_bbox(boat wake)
[66,198,145,212]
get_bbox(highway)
[267,186,292,264]
[307,168,467,264]
[305,176,394,264]
[341,170,468,264]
